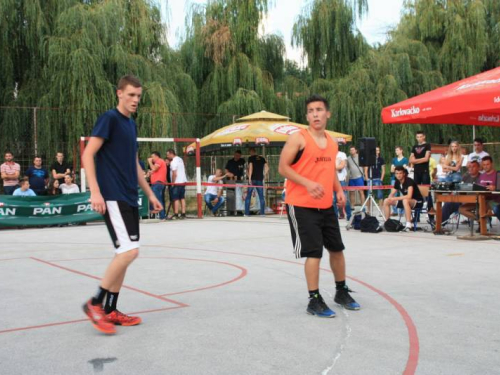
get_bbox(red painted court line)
[30,257,187,307]
[0,257,30,262]
[146,244,420,375]
[137,257,248,296]
[47,256,248,297]
[347,275,419,375]
[0,306,186,335]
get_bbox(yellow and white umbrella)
[186,111,352,153]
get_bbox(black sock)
[308,289,320,299]
[91,286,108,306]
[335,280,346,291]
[104,292,119,314]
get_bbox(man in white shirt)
[166,149,188,219]
[468,138,489,164]
[205,169,228,216]
[334,149,352,220]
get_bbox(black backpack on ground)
[360,214,383,233]
[384,219,405,232]
[351,212,365,230]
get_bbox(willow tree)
[292,0,369,80]
[179,0,289,134]
[0,0,197,162]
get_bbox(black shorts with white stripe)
[286,205,345,259]
[103,201,140,254]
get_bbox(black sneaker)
[334,287,361,310]
[306,294,336,318]
[180,213,186,220]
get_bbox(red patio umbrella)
[382,67,500,126]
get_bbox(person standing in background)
[167,149,188,220]
[51,152,72,185]
[364,146,385,207]
[25,156,49,196]
[334,147,352,220]
[1,152,20,195]
[245,148,268,216]
[409,131,431,185]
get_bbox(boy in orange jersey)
[279,95,360,318]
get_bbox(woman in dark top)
[47,179,61,195]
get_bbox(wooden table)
[434,190,496,236]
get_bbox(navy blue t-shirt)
[25,167,49,192]
[92,109,139,207]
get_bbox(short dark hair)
[469,160,480,166]
[20,177,29,185]
[416,131,425,136]
[394,166,408,175]
[249,147,256,152]
[34,156,41,159]
[167,149,176,155]
[152,151,161,158]
[473,137,484,144]
[117,75,142,90]
[349,145,357,150]
[4,151,13,156]
[305,94,329,111]
[482,156,493,163]
[235,150,242,154]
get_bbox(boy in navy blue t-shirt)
[82,75,162,335]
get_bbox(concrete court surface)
[0,216,499,375]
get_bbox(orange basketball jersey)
[285,129,338,209]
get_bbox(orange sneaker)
[105,310,142,326]
[82,300,116,335]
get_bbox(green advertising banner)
[0,191,149,227]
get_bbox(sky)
[164,0,405,64]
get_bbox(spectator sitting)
[435,156,448,182]
[205,169,228,216]
[51,152,72,185]
[13,178,36,197]
[441,160,481,226]
[390,146,408,216]
[60,174,80,194]
[459,156,498,223]
[25,156,49,196]
[1,151,21,195]
[383,166,424,232]
[47,179,61,195]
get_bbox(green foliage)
[3,0,500,167]
[292,0,369,80]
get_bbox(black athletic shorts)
[396,200,424,209]
[286,204,345,259]
[103,201,140,253]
